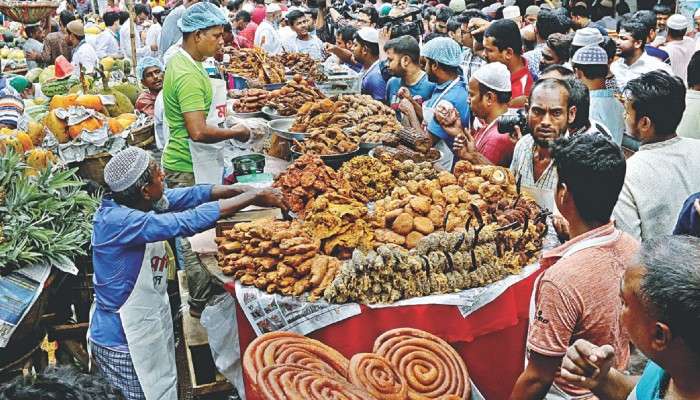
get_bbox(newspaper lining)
[0,263,52,348]
[235,281,361,337]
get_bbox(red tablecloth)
[224,267,543,400]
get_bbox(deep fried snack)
[255,365,374,400]
[373,328,470,400]
[348,353,407,400]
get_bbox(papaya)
[76,94,103,112]
[43,110,69,143]
[67,117,103,139]
[108,118,124,134]
[49,94,78,110]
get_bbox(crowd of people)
[0,0,699,398]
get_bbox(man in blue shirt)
[420,36,469,170]
[352,27,387,101]
[559,235,700,400]
[384,35,436,120]
[90,147,286,400]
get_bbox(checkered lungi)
[91,342,146,400]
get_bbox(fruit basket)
[0,0,59,24]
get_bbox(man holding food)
[90,147,286,400]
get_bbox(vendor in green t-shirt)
[161,1,251,318]
[162,1,250,180]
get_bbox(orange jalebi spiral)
[257,365,376,400]
[243,332,350,385]
[373,328,470,400]
[348,353,407,400]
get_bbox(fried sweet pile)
[266,75,325,116]
[224,47,285,83]
[380,157,440,185]
[272,154,351,215]
[273,52,326,82]
[372,145,441,164]
[339,156,395,202]
[290,95,396,133]
[303,193,375,260]
[293,126,359,155]
[230,88,269,113]
[216,219,340,299]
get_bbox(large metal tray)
[262,106,294,120]
[267,118,307,141]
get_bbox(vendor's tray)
[261,106,289,120]
[267,118,307,141]
[215,207,283,237]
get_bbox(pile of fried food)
[216,219,340,300]
[303,193,374,259]
[230,88,269,113]
[290,95,398,133]
[273,52,326,82]
[219,158,547,303]
[292,126,359,155]
[224,47,285,83]
[271,154,351,215]
[339,155,395,202]
[381,157,440,185]
[372,145,442,164]
[323,161,547,303]
[243,328,471,400]
[266,74,325,116]
[346,115,402,145]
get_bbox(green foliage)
[0,150,98,273]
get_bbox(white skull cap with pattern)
[503,5,521,19]
[667,14,690,30]
[104,147,152,193]
[572,27,604,47]
[473,62,511,92]
[572,44,608,65]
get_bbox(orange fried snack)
[348,353,407,400]
[256,365,375,400]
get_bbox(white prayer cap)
[525,5,540,16]
[572,27,603,47]
[695,8,700,18]
[266,3,281,12]
[472,62,511,92]
[357,27,379,43]
[667,14,690,30]
[104,147,151,193]
[503,5,521,19]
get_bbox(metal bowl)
[231,110,264,119]
[359,141,381,150]
[267,118,308,141]
[262,106,294,120]
[290,146,360,169]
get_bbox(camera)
[377,6,424,40]
[497,109,531,136]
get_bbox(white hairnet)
[178,2,228,33]
[137,56,163,81]
[420,37,463,67]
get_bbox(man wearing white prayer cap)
[444,62,516,167]
[254,1,283,54]
[661,14,697,83]
[503,5,523,27]
[90,147,287,400]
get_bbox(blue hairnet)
[420,37,463,67]
[178,2,228,33]
[137,56,163,80]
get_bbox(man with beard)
[90,147,286,400]
[384,35,435,121]
[420,36,470,170]
[613,70,700,241]
[509,78,577,211]
[484,19,534,107]
[281,10,324,60]
[660,14,697,84]
[254,3,283,54]
[611,20,672,91]
[135,57,163,116]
